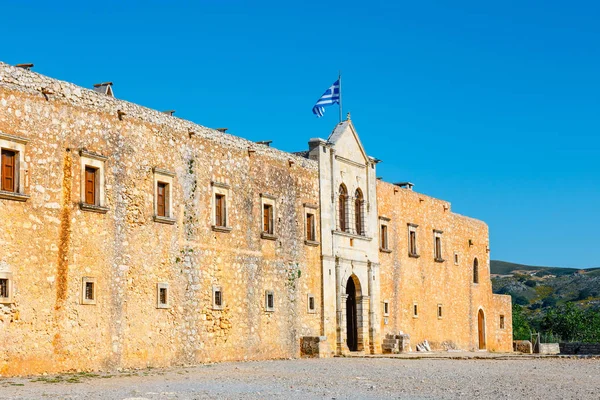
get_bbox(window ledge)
[304,240,320,247]
[434,258,445,263]
[380,248,392,253]
[79,203,109,214]
[212,306,224,311]
[265,309,275,313]
[154,215,176,225]
[0,298,13,305]
[212,225,232,233]
[332,230,372,241]
[261,232,278,241]
[0,190,29,202]
[408,253,420,258]
[157,304,170,309]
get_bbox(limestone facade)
[0,62,512,375]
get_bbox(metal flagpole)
[338,71,343,123]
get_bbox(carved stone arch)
[338,184,349,232]
[344,274,363,351]
[354,188,364,235]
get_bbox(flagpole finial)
[346,112,351,121]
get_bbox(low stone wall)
[538,343,560,355]
[560,343,600,355]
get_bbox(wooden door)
[478,309,486,350]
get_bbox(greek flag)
[312,79,340,117]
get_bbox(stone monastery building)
[0,62,512,375]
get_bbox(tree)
[512,304,532,340]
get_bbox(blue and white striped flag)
[312,79,340,117]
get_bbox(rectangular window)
[307,294,316,313]
[434,230,444,262]
[157,282,169,309]
[500,315,505,329]
[438,304,443,319]
[157,182,167,217]
[454,252,459,265]
[265,290,275,312]
[306,213,315,241]
[263,204,273,234]
[413,303,418,318]
[1,149,16,192]
[380,224,388,250]
[408,224,419,257]
[84,166,97,205]
[212,286,224,310]
[383,300,390,316]
[81,277,97,305]
[0,278,8,299]
[215,193,226,227]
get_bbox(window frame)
[307,293,317,314]
[0,131,29,202]
[260,193,277,240]
[0,272,13,304]
[211,181,232,232]
[383,300,390,316]
[265,290,275,312]
[408,223,419,258]
[81,277,97,305]
[79,150,108,213]
[433,229,444,262]
[413,302,419,318]
[338,184,348,232]
[212,285,224,310]
[437,303,443,319]
[500,315,505,329]
[303,202,319,246]
[354,188,364,236]
[379,216,391,253]
[473,258,480,284]
[157,282,170,309]
[153,168,175,224]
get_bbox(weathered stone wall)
[376,181,512,352]
[0,62,322,375]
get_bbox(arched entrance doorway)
[346,276,359,351]
[478,309,486,350]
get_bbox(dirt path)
[1,357,598,399]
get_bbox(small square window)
[500,315,505,329]
[0,272,13,304]
[413,303,419,318]
[438,304,443,319]
[383,300,390,316]
[307,294,316,313]
[157,282,169,309]
[211,181,232,232]
[265,290,275,312]
[80,151,108,213]
[81,277,97,305]
[212,285,224,310]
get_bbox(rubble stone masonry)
[0,62,512,375]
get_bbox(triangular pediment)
[327,119,369,164]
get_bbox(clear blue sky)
[3,1,599,268]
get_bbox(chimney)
[93,82,114,97]
[216,128,228,133]
[16,63,34,70]
[256,140,272,147]
[163,110,176,116]
[394,182,414,191]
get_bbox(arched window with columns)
[354,188,364,235]
[338,184,348,232]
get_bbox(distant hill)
[491,260,600,314]
[490,260,600,277]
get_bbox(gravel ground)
[0,357,599,399]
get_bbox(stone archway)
[478,309,486,350]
